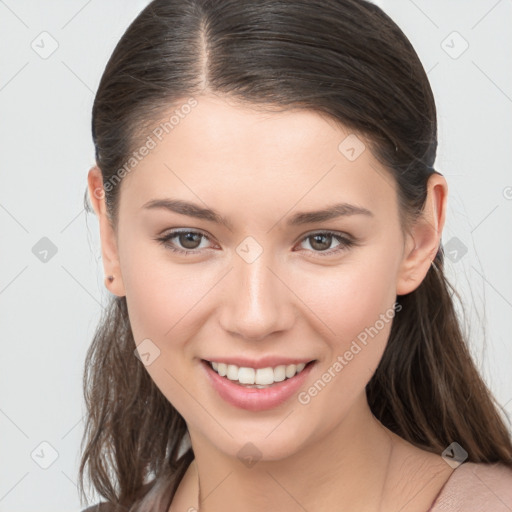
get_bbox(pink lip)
[202,356,314,369]
[200,359,316,412]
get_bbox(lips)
[201,358,317,411]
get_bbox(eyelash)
[155,229,357,258]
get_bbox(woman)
[79,0,512,510]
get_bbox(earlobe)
[396,173,448,296]
[87,166,127,297]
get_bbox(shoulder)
[429,461,512,511]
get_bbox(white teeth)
[274,365,286,382]
[208,360,310,385]
[255,367,275,385]
[217,363,227,377]
[238,367,255,384]
[285,364,296,378]
[227,364,239,381]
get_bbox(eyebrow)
[142,198,373,230]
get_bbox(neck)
[189,397,401,512]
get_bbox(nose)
[219,249,295,341]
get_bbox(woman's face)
[92,94,440,462]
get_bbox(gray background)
[0,1,511,510]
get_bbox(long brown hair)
[78,0,512,510]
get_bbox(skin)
[88,94,452,512]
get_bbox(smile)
[201,359,317,411]
[207,360,310,388]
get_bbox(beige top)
[428,462,512,511]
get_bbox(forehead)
[118,94,398,222]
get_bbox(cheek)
[119,243,219,418]
[293,255,398,343]
[295,318,391,436]
[119,239,209,342]
[290,256,400,432]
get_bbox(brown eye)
[309,233,333,251]
[156,229,212,255]
[178,232,203,250]
[298,231,356,257]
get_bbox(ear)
[396,172,448,296]
[87,166,126,297]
